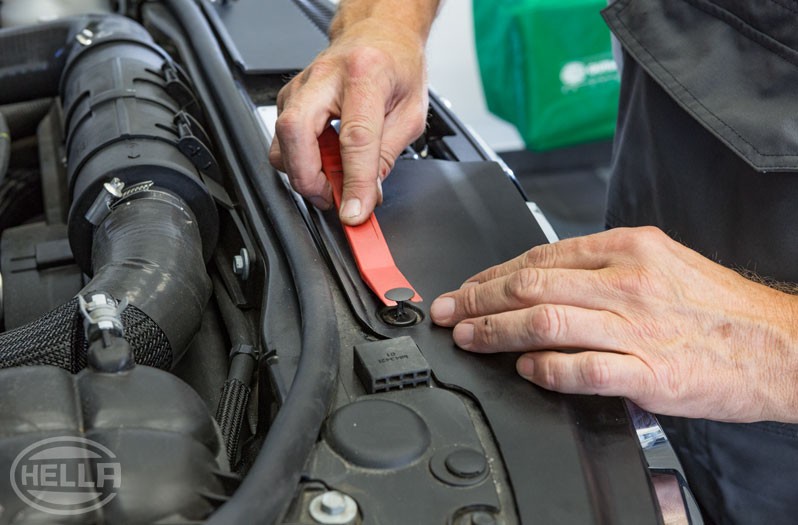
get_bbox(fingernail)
[340,198,361,219]
[376,176,383,204]
[430,297,455,322]
[517,356,534,378]
[453,323,474,348]
[460,281,478,289]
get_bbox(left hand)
[429,227,798,423]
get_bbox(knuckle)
[524,243,558,268]
[527,304,566,344]
[507,268,539,303]
[339,118,379,151]
[289,175,321,196]
[344,47,390,77]
[461,286,481,318]
[267,147,282,169]
[477,316,500,348]
[378,149,397,177]
[406,112,428,141]
[274,112,303,142]
[522,246,542,267]
[304,58,337,81]
[342,174,378,194]
[539,359,560,391]
[580,354,612,391]
[627,226,666,253]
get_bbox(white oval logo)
[560,61,587,88]
[10,436,121,516]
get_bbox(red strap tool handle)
[318,126,421,306]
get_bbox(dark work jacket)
[602,1,798,523]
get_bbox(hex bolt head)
[308,490,358,524]
[320,491,346,515]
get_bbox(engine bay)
[0,1,695,523]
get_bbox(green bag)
[473,0,619,150]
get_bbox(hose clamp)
[78,292,128,340]
[84,178,125,226]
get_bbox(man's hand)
[430,227,798,423]
[269,0,439,225]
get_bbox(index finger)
[336,60,395,225]
[273,77,340,207]
[465,233,615,285]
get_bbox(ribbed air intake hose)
[0,14,219,371]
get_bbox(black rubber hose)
[86,190,212,364]
[0,98,52,139]
[0,19,73,104]
[0,111,9,183]
[0,190,208,372]
[163,1,340,523]
[212,274,253,348]
[212,274,257,464]
[216,377,251,466]
[0,15,158,105]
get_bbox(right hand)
[269,18,430,225]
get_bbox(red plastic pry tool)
[318,126,422,306]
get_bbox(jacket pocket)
[602,0,798,171]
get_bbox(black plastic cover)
[203,0,329,73]
[312,158,662,524]
[0,365,228,524]
[298,388,504,525]
[0,223,82,330]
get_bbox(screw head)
[308,490,358,524]
[320,491,346,515]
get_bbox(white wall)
[426,1,524,152]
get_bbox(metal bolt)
[320,492,346,515]
[308,490,358,524]
[232,248,250,281]
[105,177,125,197]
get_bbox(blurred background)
[427,1,614,239]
